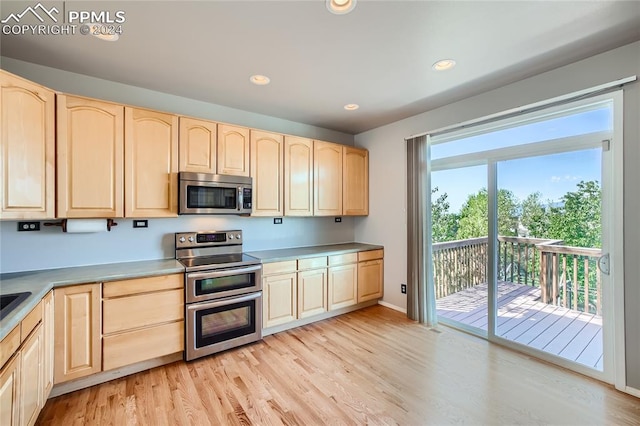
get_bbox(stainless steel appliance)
[179,172,252,215]
[176,230,262,361]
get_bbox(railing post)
[540,250,547,303]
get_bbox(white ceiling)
[1,0,639,134]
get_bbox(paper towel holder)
[44,219,118,232]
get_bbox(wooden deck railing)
[432,236,602,314]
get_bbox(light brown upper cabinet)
[179,117,217,174]
[343,147,369,216]
[250,130,284,217]
[125,107,178,218]
[218,124,250,177]
[0,71,55,220]
[284,136,313,216]
[313,141,343,216]
[57,95,124,218]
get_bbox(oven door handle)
[186,291,262,311]
[187,264,262,280]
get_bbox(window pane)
[432,105,612,160]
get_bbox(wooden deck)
[436,281,603,369]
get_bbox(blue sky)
[431,107,610,213]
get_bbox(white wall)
[354,41,640,388]
[0,58,356,273]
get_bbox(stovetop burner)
[175,230,261,272]
[178,253,260,272]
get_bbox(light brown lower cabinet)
[356,249,384,303]
[297,268,327,319]
[102,274,184,371]
[0,293,52,426]
[103,321,184,371]
[263,272,298,328]
[0,352,20,426]
[41,291,54,400]
[328,263,358,311]
[20,324,43,426]
[54,284,102,384]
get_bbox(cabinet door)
[328,263,357,310]
[0,353,20,426]
[125,107,178,218]
[263,273,297,328]
[20,324,43,426]
[358,259,383,303]
[343,147,369,216]
[314,141,343,216]
[57,95,124,218]
[284,136,313,216]
[41,291,54,401]
[250,130,283,216]
[54,284,101,384]
[217,124,249,176]
[298,269,327,319]
[0,71,55,220]
[179,117,217,173]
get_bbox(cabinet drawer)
[103,320,184,371]
[298,256,327,270]
[103,289,183,334]
[21,300,42,341]
[263,260,297,276]
[0,325,20,369]
[358,249,383,262]
[103,274,183,298]
[328,252,357,266]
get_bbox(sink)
[0,292,31,320]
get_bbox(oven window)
[195,300,256,348]
[195,273,256,296]
[187,185,237,209]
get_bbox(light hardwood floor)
[37,305,640,425]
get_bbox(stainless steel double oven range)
[176,230,262,361]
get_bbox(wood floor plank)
[37,306,639,425]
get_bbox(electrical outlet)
[274,218,283,224]
[17,221,40,232]
[401,284,407,294]
[133,220,148,228]
[335,217,342,223]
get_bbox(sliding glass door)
[429,92,621,382]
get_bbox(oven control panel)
[175,230,242,249]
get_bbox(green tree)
[431,187,458,242]
[548,180,601,248]
[455,188,519,239]
[520,192,549,238]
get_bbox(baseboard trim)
[50,352,183,398]
[262,300,379,336]
[624,386,640,398]
[377,300,407,314]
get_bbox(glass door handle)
[597,253,610,276]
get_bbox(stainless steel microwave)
[179,172,252,215]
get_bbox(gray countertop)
[247,242,383,262]
[0,242,383,341]
[0,259,184,341]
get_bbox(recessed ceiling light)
[327,0,357,15]
[249,75,271,85]
[432,59,456,71]
[344,103,359,111]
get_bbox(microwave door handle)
[238,186,243,211]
